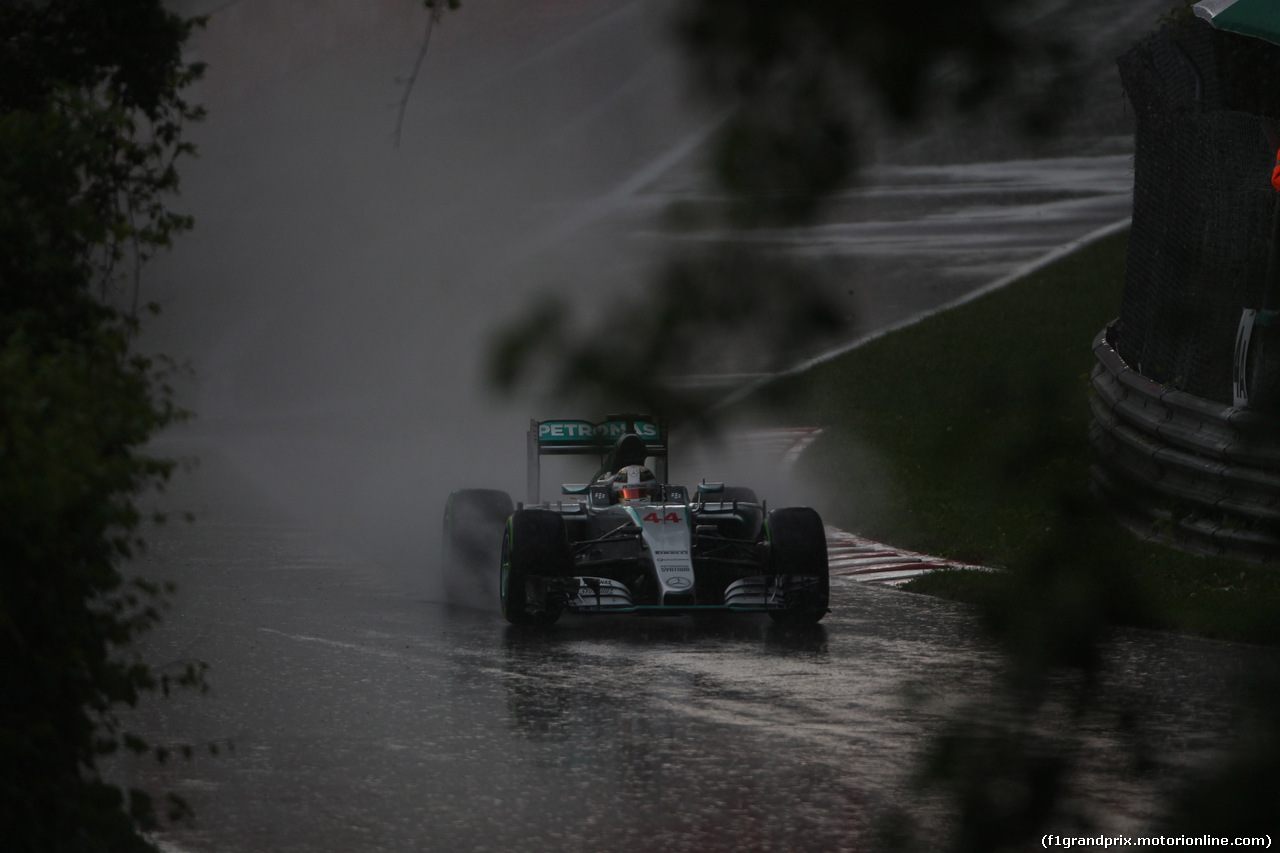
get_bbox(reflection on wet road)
[116,451,1253,852]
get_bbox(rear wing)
[527,414,668,503]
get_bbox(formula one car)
[443,415,829,626]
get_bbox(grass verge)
[768,229,1280,646]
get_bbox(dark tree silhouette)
[1,2,207,850]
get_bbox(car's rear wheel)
[766,506,830,625]
[501,509,572,626]
[443,489,513,610]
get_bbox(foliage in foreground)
[0,2,205,850]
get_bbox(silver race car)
[443,415,829,626]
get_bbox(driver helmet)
[612,465,658,503]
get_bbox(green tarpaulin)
[1195,0,1280,45]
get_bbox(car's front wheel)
[500,509,572,626]
[766,506,830,625]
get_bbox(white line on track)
[715,216,1133,409]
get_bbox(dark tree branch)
[394,0,459,148]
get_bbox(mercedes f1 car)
[443,415,829,626]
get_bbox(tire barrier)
[1089,322,1280,564]
[1117,19,1280,407]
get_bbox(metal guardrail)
[1089,322,1280,564]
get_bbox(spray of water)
[142,0,735,598]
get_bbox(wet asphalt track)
[114,449,1261,852]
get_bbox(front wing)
[522,572,827,616]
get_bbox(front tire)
[501,509,572,626]
[766,506,830,625]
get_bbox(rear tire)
[766,506,829,625]
[501,509,573,626]
[443,489,513,610]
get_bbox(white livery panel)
[625,504,695,603]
